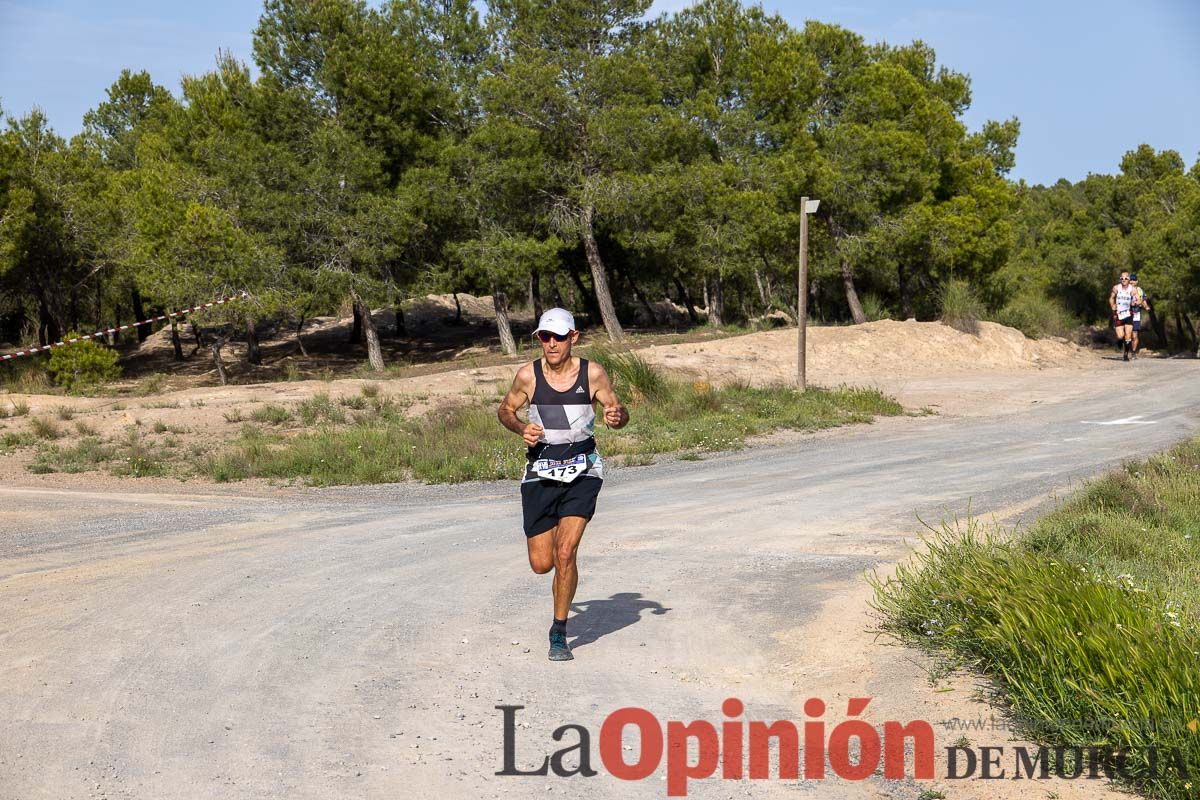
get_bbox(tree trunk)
[673,277,699,324]
[295,313,309,357]
[1181,310,1200,356]
[393,305,406,336]
[569,268,600,321]
[452,292,463,324]
[841,258,868,324]
[68,291,81,336]
[579,203,624,341]
[1149,303,1168,350]
[190,322,204,356]
[552,275,565,309]
[898,264,914,320]
[564,273,581,313]
[623,269,658,326]
[528,272,543,320]
[33,286,64,345]
[350,303,364,344]
[131,288,150,343]
[493,285,518,356]
[352,294,385,372]
[170,319,184,361]
[94,280,103,343]
[706,274,724,327]
[753,267,769,309]
[210,340,229,386]
[245,317,262,365]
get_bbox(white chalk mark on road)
[1080,415,1157,426]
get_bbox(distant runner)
[1109,271,1135,362]
[1129,273,1151,360]
[497,308,629,661]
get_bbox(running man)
[1109,271,1135,361]
[1129,273,1151,359]
[497,308,629,661]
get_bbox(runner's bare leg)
[527,527,555,574]
[552,516,588,620]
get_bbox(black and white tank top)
[1115,285,1134,317]
[524,358,603,481]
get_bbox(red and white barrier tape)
[0,292,249,361]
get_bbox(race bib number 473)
[533,454,587,483]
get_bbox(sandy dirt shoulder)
[0,319,1105,490]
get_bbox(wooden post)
[798,197,809,391]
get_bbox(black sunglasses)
[536,331,571,343]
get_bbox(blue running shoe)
[548,629,573,661]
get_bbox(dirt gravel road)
[1,359,1197,799]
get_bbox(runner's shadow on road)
[569,593,670,651]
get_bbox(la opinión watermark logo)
[498,697,929,796]
[496,698,1191,797]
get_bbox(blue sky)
[1,0,1197,185]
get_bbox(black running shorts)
[521,477,602,538]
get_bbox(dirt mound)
[640,319,1095,388]
[404,293,531,332]
[811,320,1090,374]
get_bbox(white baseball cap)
[534,308,575,336]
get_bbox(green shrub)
[29,416,60,440]
[31,436,116,473]
[1,362,51,393]
[860,293,893,322]
[297,393,345,425]
[134,374,169,396]
[874,439,1200,800]
[2,431,35,448]
[587,347,669,402]
[46,334,120,391]
[874,522,1199,799]
[938,279,986,335]
[109,428,169,477]
[250,404,292,425]
[205,402,524,485]
[995,291,1078,340]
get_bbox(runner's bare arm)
[498,364,542,445]
[589,362,629,430]
[1109,286,1117,311]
